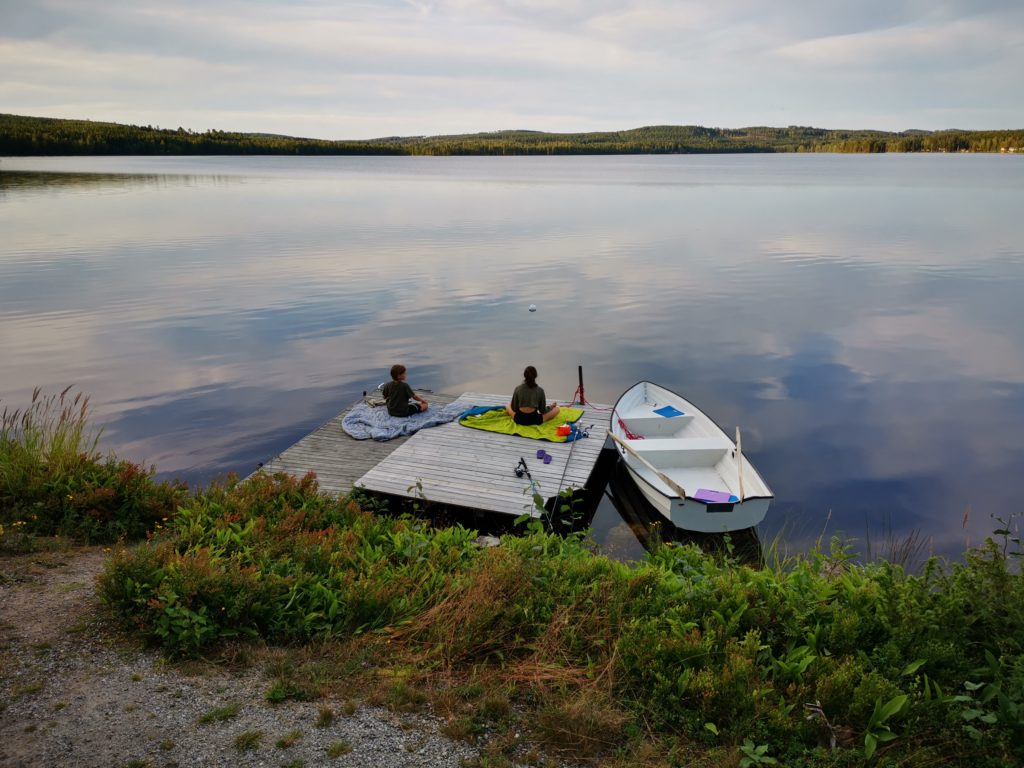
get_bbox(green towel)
[459,407,584,441]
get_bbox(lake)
[2,153,1022,562]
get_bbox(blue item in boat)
[653,405,685,418]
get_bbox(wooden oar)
[608,432,687,499]
[735,426,746,501]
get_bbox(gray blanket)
[342,401,468,441]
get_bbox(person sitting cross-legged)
[382,364,429,417]
[505,365,560,425]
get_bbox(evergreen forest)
[2,113,1023,156]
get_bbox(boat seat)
[627,437,733,469]
[617,407,694,437]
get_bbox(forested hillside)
[2,113,1022,156]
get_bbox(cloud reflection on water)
[1,155,1022,559]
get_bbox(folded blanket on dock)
[458,405,584,441]
[342,401,467,441]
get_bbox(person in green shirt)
[382,364,429,417]
[505,365,560,425]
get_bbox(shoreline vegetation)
[4,390,1024,766]
[2,113,1023,157]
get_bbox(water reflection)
[591,458,763,565]
[0,170,163,196]
[1,155,1023,561]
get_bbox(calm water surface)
[2,154,1023,561]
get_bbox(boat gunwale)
[611,379,775,501]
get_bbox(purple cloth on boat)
[694,488,733,503]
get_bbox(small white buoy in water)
[528,304,537,312]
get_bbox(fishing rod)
[514,456,554,528]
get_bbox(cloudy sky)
[2,0,1022,139]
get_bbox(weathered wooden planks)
[256,392,612,518]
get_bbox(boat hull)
[611,380,773,533]
[622,460,770,532]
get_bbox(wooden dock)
[258,393,612,518]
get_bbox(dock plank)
[256,392,612,519]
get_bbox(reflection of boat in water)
[610,381,773,533]
[605,457,762,563]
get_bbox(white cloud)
[2,0,1022,135]
[774,16,1020,71]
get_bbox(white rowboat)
[610,381,773,532]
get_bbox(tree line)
[2,113,1022,156]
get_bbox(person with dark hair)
[382,364,429,417]
[505,365,560,425]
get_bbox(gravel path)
[0,548,480,768]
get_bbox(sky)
[2,0,1023,140]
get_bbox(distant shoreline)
[2,113,1023,157]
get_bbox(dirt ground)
[0,547,480,768]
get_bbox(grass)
[315,706,334,727]
[5,387,1024,767]
[198,702,241,724]
[11,681,44,701]
[98,474,1024,767]
[0,387,186,545]
[276,729,302,748]
[440,716,478,741]
[327,741,352,758]
[266,679,314,704]
[233,729,262,751]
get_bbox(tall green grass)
[0,387,185,543]
[5,388,1023,765]
[97,468,1024,767]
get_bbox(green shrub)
[1,388,185,542]
[88,448,1024,765]
[99,471,481,655]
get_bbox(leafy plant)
[769,644,816,684]
[739,738,778,766]
[992,513,1023,559]
[40,406,1019,767]
[863,694,907,759]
